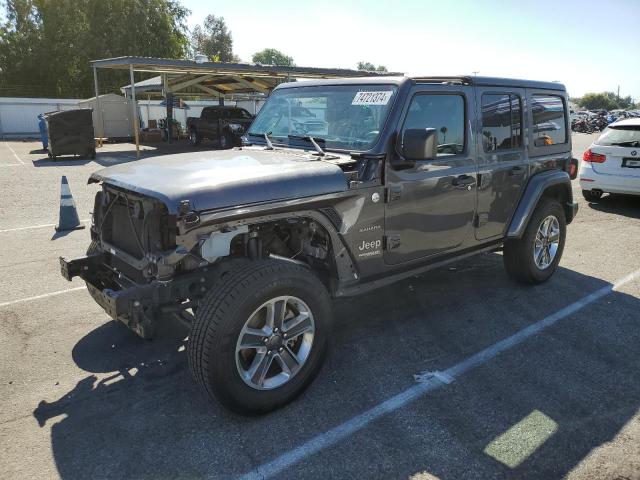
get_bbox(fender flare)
[507,170,577,239]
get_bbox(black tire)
[503,198,566,284]
[189,128,201,146]
[582,189,602,202]
[188,260,332,414]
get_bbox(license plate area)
[622,158,640,168]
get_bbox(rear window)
[481,94,522,152]
[531,95,567,147]
[595,125,640,147]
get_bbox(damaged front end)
[60,181,351,339]
[60,185,214,338]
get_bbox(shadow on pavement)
[32,254,640,479]
[587,193,640,219]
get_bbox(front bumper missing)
[60,254,205,338]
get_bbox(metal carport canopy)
[94,56,399,97]
[90,56,401,157]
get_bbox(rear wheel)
[219,133,231,149]
[503,198,566,284]
[188,260,332,414]
[582,189,602,202]
[189,128,201,146]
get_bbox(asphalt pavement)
[1,134,639,480]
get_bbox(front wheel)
[188,260,332,414]
[503,198,566,284]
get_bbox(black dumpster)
[44,109,96,160]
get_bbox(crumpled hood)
[89,148,348,214]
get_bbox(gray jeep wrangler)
[61,76,578,414]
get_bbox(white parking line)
[240,268,640,480]
[0,219,90,233]
[0,163,24,167]
[0,286,86,309]
[4,143,25,165]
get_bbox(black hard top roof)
[276,75,566,92]
[413,76,566,91]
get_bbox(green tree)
[190,14,235,62]
[357,61,387,72]
[252,48,294,67]
[578,91,634,111]
[0,0,190,98]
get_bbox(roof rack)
[411,76,473,85]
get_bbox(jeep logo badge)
[359,239,382,251]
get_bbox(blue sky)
[185,0,640,100]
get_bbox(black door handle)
[509,166,526,176]
[452,175,476,189]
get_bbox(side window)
[481,94,522,152]
[403,94,465,156]
[531,95,567,147]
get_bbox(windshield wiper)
[288,135,326,157]
[263,132,274,150]
[248,131,274,150]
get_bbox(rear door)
[474,87,528,240]
[591,123,640,178]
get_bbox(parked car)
[187,106,254,148]
[579,117,640,200]
[61,75,578,414]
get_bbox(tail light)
[568,158,578,179]
[583,149,606,163]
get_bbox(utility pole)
[617,85,620,101]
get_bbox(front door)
[384,86,477,265]
[474,88,529,240]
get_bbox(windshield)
[248,84,398,151]
[596,125,640,146]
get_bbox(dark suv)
[186,105,254,148]
[61,76,578,414]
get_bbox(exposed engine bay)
[91,185,337,289]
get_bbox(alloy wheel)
[533,215,560,270]
[235,296,315,390]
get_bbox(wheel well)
[226,217,338,291]
[541,183,572,220]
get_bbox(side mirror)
[402,128,438,163]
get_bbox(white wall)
[0,97,265,138]
[0,97,80,138]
